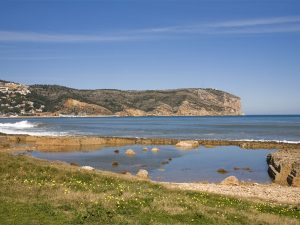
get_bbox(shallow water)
[1,115,300,142]
[30,145,274,183]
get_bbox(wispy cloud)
[209,16,300,28]
[0,16,299,43]
[139,16,300,35]
[0,56,96,61]
[0,31,141,42]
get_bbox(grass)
[0,152,299,225]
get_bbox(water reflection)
[30,145,274,183]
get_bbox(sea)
[2,115,299,183]
[0,115,299,143]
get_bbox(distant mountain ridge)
[0,80,243,116]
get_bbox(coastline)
[2,114,299,119]
[1,134,300,188]
[0,133,300,219]
[2,134,300,150]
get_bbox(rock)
[70,162,80,167]
[243,167,252,172]
[112,161,119,167]
[136,169,149,179]
[161,160,169,165]
[114,149,119,154]
[125,149,136,156]
[120,170,132,175]
[217,168,229,174]
[239,143,248,149]
[233,167,252,172]
[204,145,215,148]
[267,149,300,186]
[221,176,239,185]
[176,140,199,149]
[81,166,95,171]
[151,147,159,152]
[143,147,148,151]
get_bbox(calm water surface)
[30,145,274,183]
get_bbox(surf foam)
[0,120,69,136]
[0,120,37,129]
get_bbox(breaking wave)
[231,139,300,144]
[0,120,37,129]
[0,120,68,136]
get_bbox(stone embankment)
[267,149,300,187]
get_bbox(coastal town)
[0,81,45,117]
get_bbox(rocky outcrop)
[2,135,300,152]
[115,108,146,116]
[61,98,112,115]
[176,140,199,149]
[148,103,174,116]
[267,149,300,187]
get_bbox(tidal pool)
[30,145,274,183]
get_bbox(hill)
[0,81,242,116]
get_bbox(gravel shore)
[164,181,300,205]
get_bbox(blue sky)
[0,0,300,114]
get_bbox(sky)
[0,0,300,115]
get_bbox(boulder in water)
[221,176,239,185]
[151,147,159,152]
[136,169,149,179]
[217,168,228,174]
[125,149,136,156]
[112,161,119,167]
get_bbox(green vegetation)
[0,152,299,225]
[0,80,242,115]
[29,84,241,114]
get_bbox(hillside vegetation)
[29,84,242,116]
[0,80,242,116]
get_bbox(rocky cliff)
[28,85,242,116]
